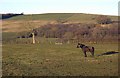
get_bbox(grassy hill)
[4,13,118,22]
[2,13,118,32]
[5,13,74,21]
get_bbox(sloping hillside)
[5,13,74,21]
[4,13,118,22]
[2,13,118,32]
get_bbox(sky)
[0,0,119,16]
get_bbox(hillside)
[2,13,118,32]
[4,13,118,22]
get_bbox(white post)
[32,32,35,44]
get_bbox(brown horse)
[77,43,94,57]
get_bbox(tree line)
[1,13,24,19]
[30,22,118,43]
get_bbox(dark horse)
[77,43,94,57]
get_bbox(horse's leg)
[84,51,87,57]
[92,51,94,56]
[92,47,94,56]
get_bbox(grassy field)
[2,13,119,76]
[2,42,119,76]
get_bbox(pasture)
[2,13,119,76]
[2,42,119,76]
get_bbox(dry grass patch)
[2,20,55,32]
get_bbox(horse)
[77,43,94,57]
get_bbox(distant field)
[2,20,50,32]
[2,43,119,76]
[5,13,118,22]
[5,13,74,21]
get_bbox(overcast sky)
[0,0,119,16]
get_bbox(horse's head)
[77,43,85,48]
[77,43,80,48]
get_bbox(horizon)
[0,0,119,16]
[1,13,118,16]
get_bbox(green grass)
[5,13,74,21]
[66,13,96,23]
[5,13,118,22]
[2,43,119,76]
[2,32,28,43]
